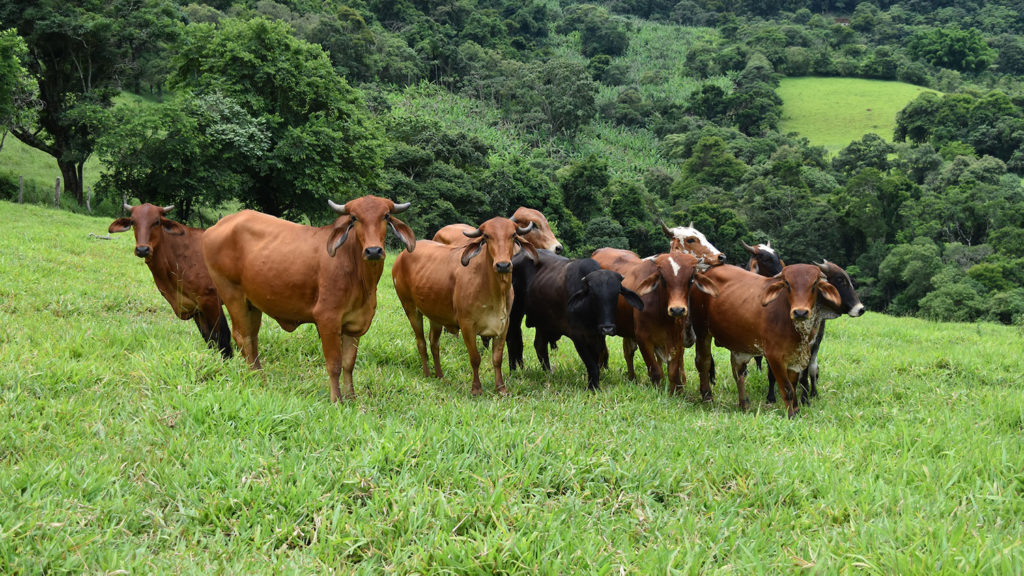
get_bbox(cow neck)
[341,240,385,300]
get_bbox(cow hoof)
[739,400,750,412]
[766,398,776,405]
[787,406,799,419]
[471,388,482,397]
[495,386,509,397]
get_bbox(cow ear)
[818,280,842,309]
[460,239,485,266]
[161,218,186,236]
[515,237,539,263]
[693,272,719,297]
[633,269,661,296]
[761,279,787,306]
[387,215,417,253]
[326,217,354,257]
[620,285,645,311]
[567,286,589,313]
[109,218,132,233]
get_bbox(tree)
[170,18,383,220]
[0,28,37,151]
[907,26,996,73]
[0,0,182,205]
[833,133,894,174]
[558,154,608,223]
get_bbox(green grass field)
[777,77,939,153]
[2,201,1023,573]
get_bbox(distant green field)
[2,201,1023,573]
[778,77,939,153]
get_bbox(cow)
[392,217,538,395]
[592,247,719,395]
[743,240,784,276]
[109,203,232,358]
[690,264,843,418]
[507,250,644,390]
[201,196,416,401]
[661,220,726,267]
[433,206,564,254]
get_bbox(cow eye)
[686,238,696,243]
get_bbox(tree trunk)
[57,159,85,206]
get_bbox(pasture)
[1,201,1023,574]
[777,77,939,153]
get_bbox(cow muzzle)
[553,245,563,255]
[495,261,512,274]
[848,303,866,318]
[134,246,151,258]
[791,308,810,320]
[668,306,687,318]
[599,324,616,336]
[363,246,385,261]
[716,253,727,264]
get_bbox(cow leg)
[401,306,431,378]
[339,334,359,400]
[766,366,777,404]
[572,338,602,390]
[490,332,508,395]
[534,332,552,372]
[428,321,444,379]
[599,341,609,370]
[622,337,638,381]
[694,335,714,403]
[196,300,234,359]
[226,300,262,369]
[667,330,686,396]
[730,355,751,412]
[460,327,483,396]
[507,313,524,371]
[636,339,663,390]
[316,327,344,401]
[767,357,800,418]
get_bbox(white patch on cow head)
[668,255,682,277]
[670,226,722,256]
[758,243,776,255]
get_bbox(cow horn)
[463,228,483,239]
[328,199,348,215]
[391,201,411,214]
[741,240,757,255]
[816,260,830,274]
[660,219,673,238]
[123,202,134,212]
[161,205,175,213]
[688,221,694,229]
[516,221,535,236]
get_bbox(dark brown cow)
[393,218,538,395]
[433,207,563,254]
[661,220,726,267]
[201,196,416,401]
[593,248,718,394]
[690,264,842,418]
[109,203,232,358]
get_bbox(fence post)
[18,175,23,203]
[86,186,92,214]
[54,177,61,207]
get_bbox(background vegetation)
[2,0,1024,324]
[1,202,1022,573]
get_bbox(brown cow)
[433,207,563,254]
[690,264,842,418]
[201,196,416,401]
[109,203,232,358]
[393,218,538,395]
[661,220,726,267]
[593,248,718,394]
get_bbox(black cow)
[765,260,865,404]
[508,250,644,390]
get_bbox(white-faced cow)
[392,218,538,395]
[690,264,843,418]
[201,196,416,401]
[508,250,644,390]
[109,203,232,358]
[661,220,727,267]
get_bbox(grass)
[777,77,940,153]
[2,201,1023,573]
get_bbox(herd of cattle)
[109,195,864,418]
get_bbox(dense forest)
[2,0,1024,324]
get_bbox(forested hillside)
[2,0,1024,324]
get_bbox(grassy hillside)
[777,77,939,153]
[2,201,1023,573]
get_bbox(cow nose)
[599,324,616,336]
[135,246,151,258]
[792,308,810,320]
[668,306,686,318]
[554,245,563,255]
[849,304,866,318]
[364,246,384,260]
[495,261,512,274]
[717,253,726,263]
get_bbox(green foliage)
[558,4,630,59]
[908,26,996,73]
[0,28,36,138]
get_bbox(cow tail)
[215,310,234,359]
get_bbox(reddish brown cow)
[593,248,718,394]
[393,218,538,395]
[690,264,842,418]
[433,207,563,254]
[109,203,232,358]
[661,221,726,267]
[201,196,416,401]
